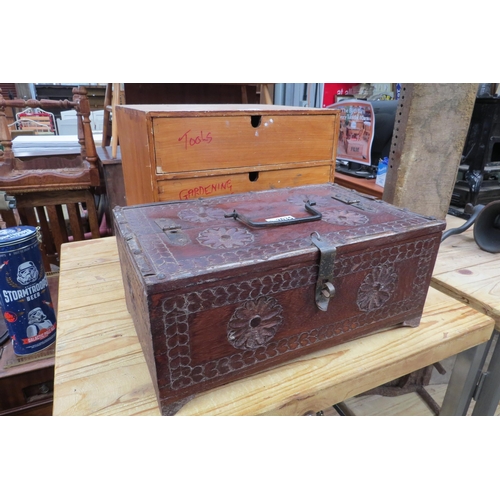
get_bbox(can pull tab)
[311,232,336,312]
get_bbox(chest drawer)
[153,114,337,174]
[116,105,340,206]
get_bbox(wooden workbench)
[432,215,500,330]
[430,215,500,415]
[52,235,494,416]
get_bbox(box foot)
[161,395,196,416]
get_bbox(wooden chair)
[0,86,107,272]
[0,86,101,192]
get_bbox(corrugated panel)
[0,84,17,99]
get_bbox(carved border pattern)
[159,235,440,392]
[162,216,432,276]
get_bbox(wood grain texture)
[382,84,477,220]
[114,106,156,206]
[53,238,160,416]
[432,215,500,329]
[52,236,494,416]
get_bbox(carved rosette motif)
[322,209,369,226]
[227,297,284,350]
[177,207,227,223]
[196,227,254,249]
[356,264,398,312]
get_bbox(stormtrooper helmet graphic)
[17,261,39,286]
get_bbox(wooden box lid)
[113,184,445,293]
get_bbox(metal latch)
[155,218,191,246]
[311,232,336,311]
[331,193,376,212]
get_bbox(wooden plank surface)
[432,215,500,329]
[53,238,160,416]
[52,236,494,416]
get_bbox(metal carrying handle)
[224,202,322,229]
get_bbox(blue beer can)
[0,226,57,356]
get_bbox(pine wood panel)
[52,236,494,416]
[114,106,156,206]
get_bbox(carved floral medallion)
[177,207,227,223]
[357,265,398,311]
[227,296,283,350]
[322,209,369,226]
[197,227,254,249]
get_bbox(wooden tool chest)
[114,183,445,415]
[115,104,340,205]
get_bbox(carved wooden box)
[113,183,445,415]
[114,104,340,205]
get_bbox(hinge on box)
[155,218,191,246]
[331,193,376,212]
[311,232,336,312]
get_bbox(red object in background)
[322,83,359,107]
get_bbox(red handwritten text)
[178,129,213,149]
[179,180,233,200]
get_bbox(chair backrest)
[0,189,103,273]
[0,86,101,194]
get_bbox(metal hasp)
[311,232,336,311]
[155,218,191,246]
[331,192,377,212]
